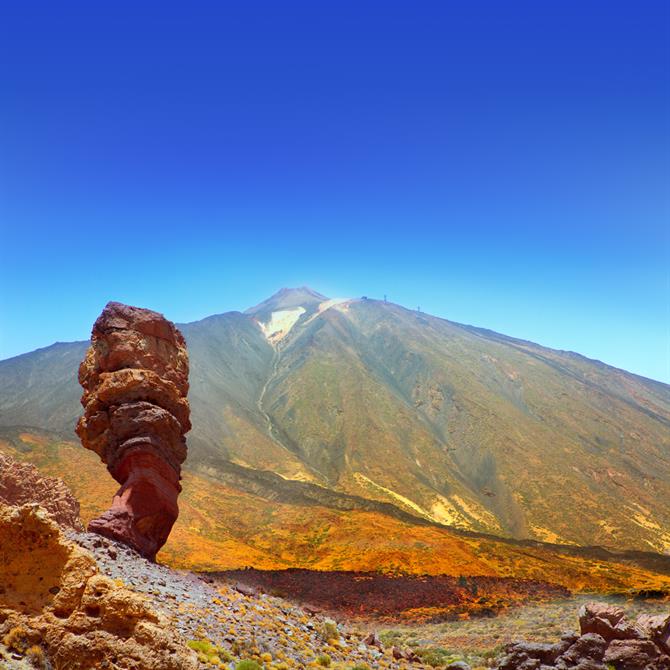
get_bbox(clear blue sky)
[1,1,668,382]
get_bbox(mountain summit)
[245,286,329,319]
[1,288,669,563]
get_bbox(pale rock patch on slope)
[352,473,501,531]
[303,298,353,327]
[626,503,670,551]
[319,297,351,313]
[259,307,306,344]
[528,524,566,545]
[438,494,503,532]
[353,472,432,520]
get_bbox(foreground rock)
[0,452,83,531]
[0,502,197,670]
[76,301,191,560]
[496,601,670,669]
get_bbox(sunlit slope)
[0,288,669,551]
[3,429,670,595]
[259,298,670,550]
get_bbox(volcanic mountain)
[1,287,669,575]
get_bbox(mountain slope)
[4,427,670,595]
[0,288,669,556]
[0,341,88,433]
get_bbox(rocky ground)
[495,601,670,669]
[378,596,670,665]
[0,515,668,669]
[69,530,670,670]
[70,530,433,669]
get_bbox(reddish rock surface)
[215,568,569,622]
[0,452,83,530]
[76,301,190,560]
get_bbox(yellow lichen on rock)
[0,503,197,670]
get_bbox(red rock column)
[76,302,191,560]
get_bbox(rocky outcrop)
[0,452,83,530]
[76,301,190,561]
[495,601,670,669]
[0,502,197,669]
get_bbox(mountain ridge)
[1,287,669,559]
[1,286,666,386]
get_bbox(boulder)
[579,602,628,641]
[603,639,660,670]
[76,302,190,560]
[0,452,83,530]
[578,602,646,643]
[503,641,568,665]
[495,604,670,670]
[557,634,608,666]
[0,502,197,669]
[637,613,670,653]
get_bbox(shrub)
[318,622,339,642]
[236,661,263,670]
[316,654,331,667]
[187,639,232,665]
[3,626,29,654]
[414,647,452,667]
[26,646,46,669]
[379,630,403,646]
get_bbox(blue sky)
[1,1,668,382]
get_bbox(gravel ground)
[69,531,421,669]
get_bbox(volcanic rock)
[579,601,644,642]
[637,613,670,653]
[603,639,660,670]
[496,602,670,670]
[558,633,607,665]
[76,301,190,560]
[0,452,83,530]
[0,502,197,669]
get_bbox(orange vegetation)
[3,431,670,596]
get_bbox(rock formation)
[0,503,197,669]
[0,452,83,530]
[76,301,190,560]
[495,601,670,670]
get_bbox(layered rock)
[495,601,670,670]
[0,503,197,669]
[76,302,190,560]
[0,452,83,530]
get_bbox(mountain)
[1,287,670,569]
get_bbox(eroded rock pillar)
[76,302,190,560]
